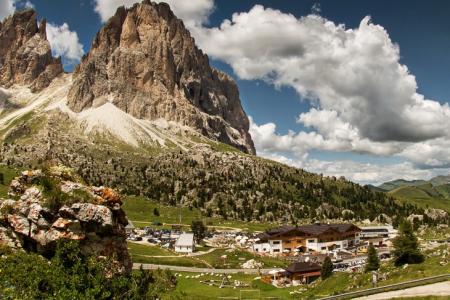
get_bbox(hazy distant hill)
[377,179,428,191]
[387,183,450,212]
[369,175,450,212]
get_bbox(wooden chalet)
[284,262,321,283]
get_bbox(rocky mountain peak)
[67,1,255,154]
[0,9,63,92]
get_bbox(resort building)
[253,223,361,255]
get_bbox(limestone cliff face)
[67,1,255,154]
[0,167,131,272]
[0,9,63,92]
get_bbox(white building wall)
[175,245,194,253]
[253,240,283,255]
[253,242,270,253]
[269,240,283,255]
[306,236,359,253]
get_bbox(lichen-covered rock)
[425,208,448,221]
[373,213,393,225]
[0,168,131,272]
[0,9,63,92]
[0,226,22,249]
[7,214,30,236]
[63,203,114,229]
[67,1,255,154]
[407,214,424,223]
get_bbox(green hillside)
[434,184,450,198]
[378,179,427,191]
[430,175,450,186]
[389,184,450,212]
[0,112,426,224]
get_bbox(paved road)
[133,263,272,274]
[354,281,450,300]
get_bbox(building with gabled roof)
[174,233,195,253]
[285,262,321,283]
[253,223,361,255]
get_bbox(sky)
[2,0,450,185]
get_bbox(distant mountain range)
[375,175,450,191]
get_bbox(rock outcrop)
[0,167,131,272]
[425,208,449,221]
[0,9,63,92]
[67,1,255,154]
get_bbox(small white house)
[175,233,195,253]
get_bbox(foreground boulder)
[0,166,131,272]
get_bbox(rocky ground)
[0,165,131,272]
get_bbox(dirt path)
[354,281,450,299]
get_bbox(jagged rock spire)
[0,9,63,92]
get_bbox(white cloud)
[93,0,214,29]
[94,0,140,22]
[400,138,450,168]
[23,0,33,8]
[195,6,450,145]
[255,149,449,186]
[0,0,35,20]
[304,159,449,186]
[249,116,403,158]
[187,4,450,174]
[0,0,15,20]
[46,23,84,63]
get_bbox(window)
[308,239,315,243]
[321,246,326,250]
[272,241,280,245]
[273,249,280,253]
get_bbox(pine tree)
[392,220,424,266]
[153,207,160,216]
[365,244,380,272]
[191,220,207,243]
[321,256,333,280]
